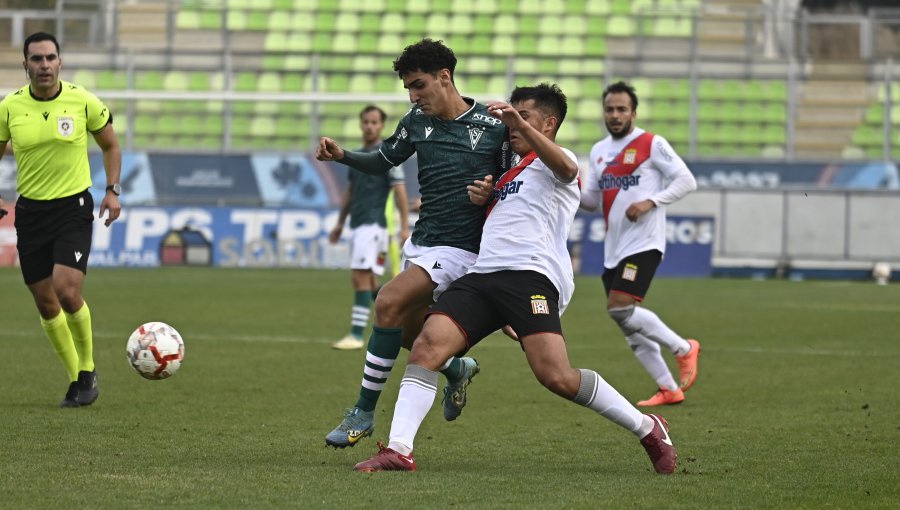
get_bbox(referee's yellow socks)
[65,302,94,373]
[40,311,79,382]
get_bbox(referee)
[0,32,121,407]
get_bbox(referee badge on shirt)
[58,116,74,137]
[530,294,549,315]
[622,263,638,281]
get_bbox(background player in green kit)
[316,38,511,448]
[0,32,122,407]
[329,105,410,351]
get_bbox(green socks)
[41,311,78,382]
[355,326,402,412]
[65,301,94,372]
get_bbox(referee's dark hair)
[23,32,60,59]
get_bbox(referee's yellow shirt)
[0,80,111,200]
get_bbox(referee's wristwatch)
[106,183,121,196]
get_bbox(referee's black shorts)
[15,189,94,284]
[428,270,563,354]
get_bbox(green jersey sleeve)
[378,111,415,166]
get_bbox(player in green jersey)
[317,38,511,448]
[0,32,122,407]
[329,105,410,351]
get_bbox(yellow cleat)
[332,334,365,350]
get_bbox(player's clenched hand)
[467,175,494,206]
[316,137,345,161]
[625,199,656,222]
[99,194,121,227]
[328,224,342,244]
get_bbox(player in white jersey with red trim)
[353,83,677,475]
[581,81,701,407]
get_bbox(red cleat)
[354,442,417,472]
[640,414,677,474]
[676,339,701,391]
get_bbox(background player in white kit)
[581,81,701,407]
[353,83,678,475]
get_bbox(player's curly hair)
[510,83,568,133]
[603,81,639,111]
[393,38,457,80]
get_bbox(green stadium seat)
[575,98,602,120]
[519,0,540,14]
[176,11,201,30]
[157,115,181,135]
[163,71,189,91]
[491,34,515,56]
[584,36,606,56]
[405,0,430,13]
[136,71,164,91]
[607,15,635,36]
[332,32,358,53]
[380,13,405,33]
[473,14,493,34]
[877,83,900,102]
[72,70,97,89]
[200,11,224,29]
[202,116,224,137]
[384,0,405,12]
[378,33,403,54]
[566,0,587,14]
[234,72,257,92]
[335,12,360,31]
[251,117,277,138]
[431,0,452,13]
[406,14,426,33]
[257,73,281,92]
[426,13,448,33]
[283,55,311,71]
[471,0,497,14]
[281,74,304,92]
[611,0,630,15]
[516,35,538,56]
[492,14,517,35]
[226,11,247,31]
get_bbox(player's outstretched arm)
[317,137,394,176]
[487,101,578,183]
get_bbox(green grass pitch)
[1,267,898,509]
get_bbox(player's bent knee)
[608,304,636,326]
[535,368,579,399]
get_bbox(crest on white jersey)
[425,126,433,138]
[468,126,484,150]
[623,148,637,164]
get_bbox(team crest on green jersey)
[468,125,483,150]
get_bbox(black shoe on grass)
[74,370,99,406]
[60,381,80,408]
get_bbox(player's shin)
[65,301,94,372]
[355,326,402,412]
[572,369,651,437]
[41,311,79,382]
[388,364,438,455]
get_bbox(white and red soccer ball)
[126,322,185,380]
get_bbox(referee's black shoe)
[60,381,80,408]
[74,370,99,406]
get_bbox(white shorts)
[401,238,478,301]
[349,223,388,276]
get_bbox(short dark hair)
[602,80,639,111]
[510,83,568,132]
[393,38,457,80]
[24,32,60,59]
[360,105,387,123]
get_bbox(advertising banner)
[568,213,714,277]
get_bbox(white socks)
[573,369,652,437]
[388,364,438,455]
[626,333,680,391]
[625,306,691,356]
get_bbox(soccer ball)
[126,322,185,380]
[872,262,892,285]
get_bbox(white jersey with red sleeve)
[470,148,581,313]
[583,127,697,269]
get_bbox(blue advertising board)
[569,213,714,277]
[86,206,712,276]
